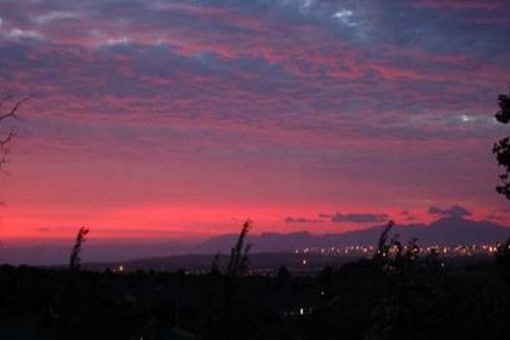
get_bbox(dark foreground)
[1,256,510,340]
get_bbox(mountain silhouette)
[2,217,510,265]
[194,217,510,253]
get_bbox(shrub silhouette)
[210,252,222,275]
[494,237,510,281]
[372,220,423,273]
[492,87,510,198]
[495,238,510,265]
[277,264,291,280]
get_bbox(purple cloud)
[428,205,472,218]
[284,216,322,224]
[331,212,389,224]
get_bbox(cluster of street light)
[293,243,508,257]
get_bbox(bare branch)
[0,130,15,149]
[0,94,27,173]
[0,96,29,123]
[0,93,13,111]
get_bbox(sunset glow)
[1,0,510,243]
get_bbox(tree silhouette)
[492,88,510,199]
[69,227,90,271]
[226,219,252,276]
[374,220,395,261]
[0,94,26,248]
[0,94,28,169]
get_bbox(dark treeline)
[2,223,510,339]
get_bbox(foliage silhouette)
[495,238,510,266]
[372,220,424,275]
[4,240,510,338]
[492,88,510,198]
[373,220,395,263]
[69,227,90,272]
[226,219,252,276]
[210,252,222,275]
[277,264,291,280]
[494,238,510,282]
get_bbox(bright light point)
[452,114,496,125]
[460,115,472,123]
[298,0,315,12]
[303,0,314,8]
[333,9,353,19]
[299,308,304,316]
[7,28,44,40]
[106,37,130,45]
[332,9,357,27]
[34,11,77,25]
[302,259,307,265]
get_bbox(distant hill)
[193,217,510,253]
[84,217,510,272]
[0,242,192,266]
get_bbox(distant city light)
[290,242,502,258]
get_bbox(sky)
[0,0,510,243]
